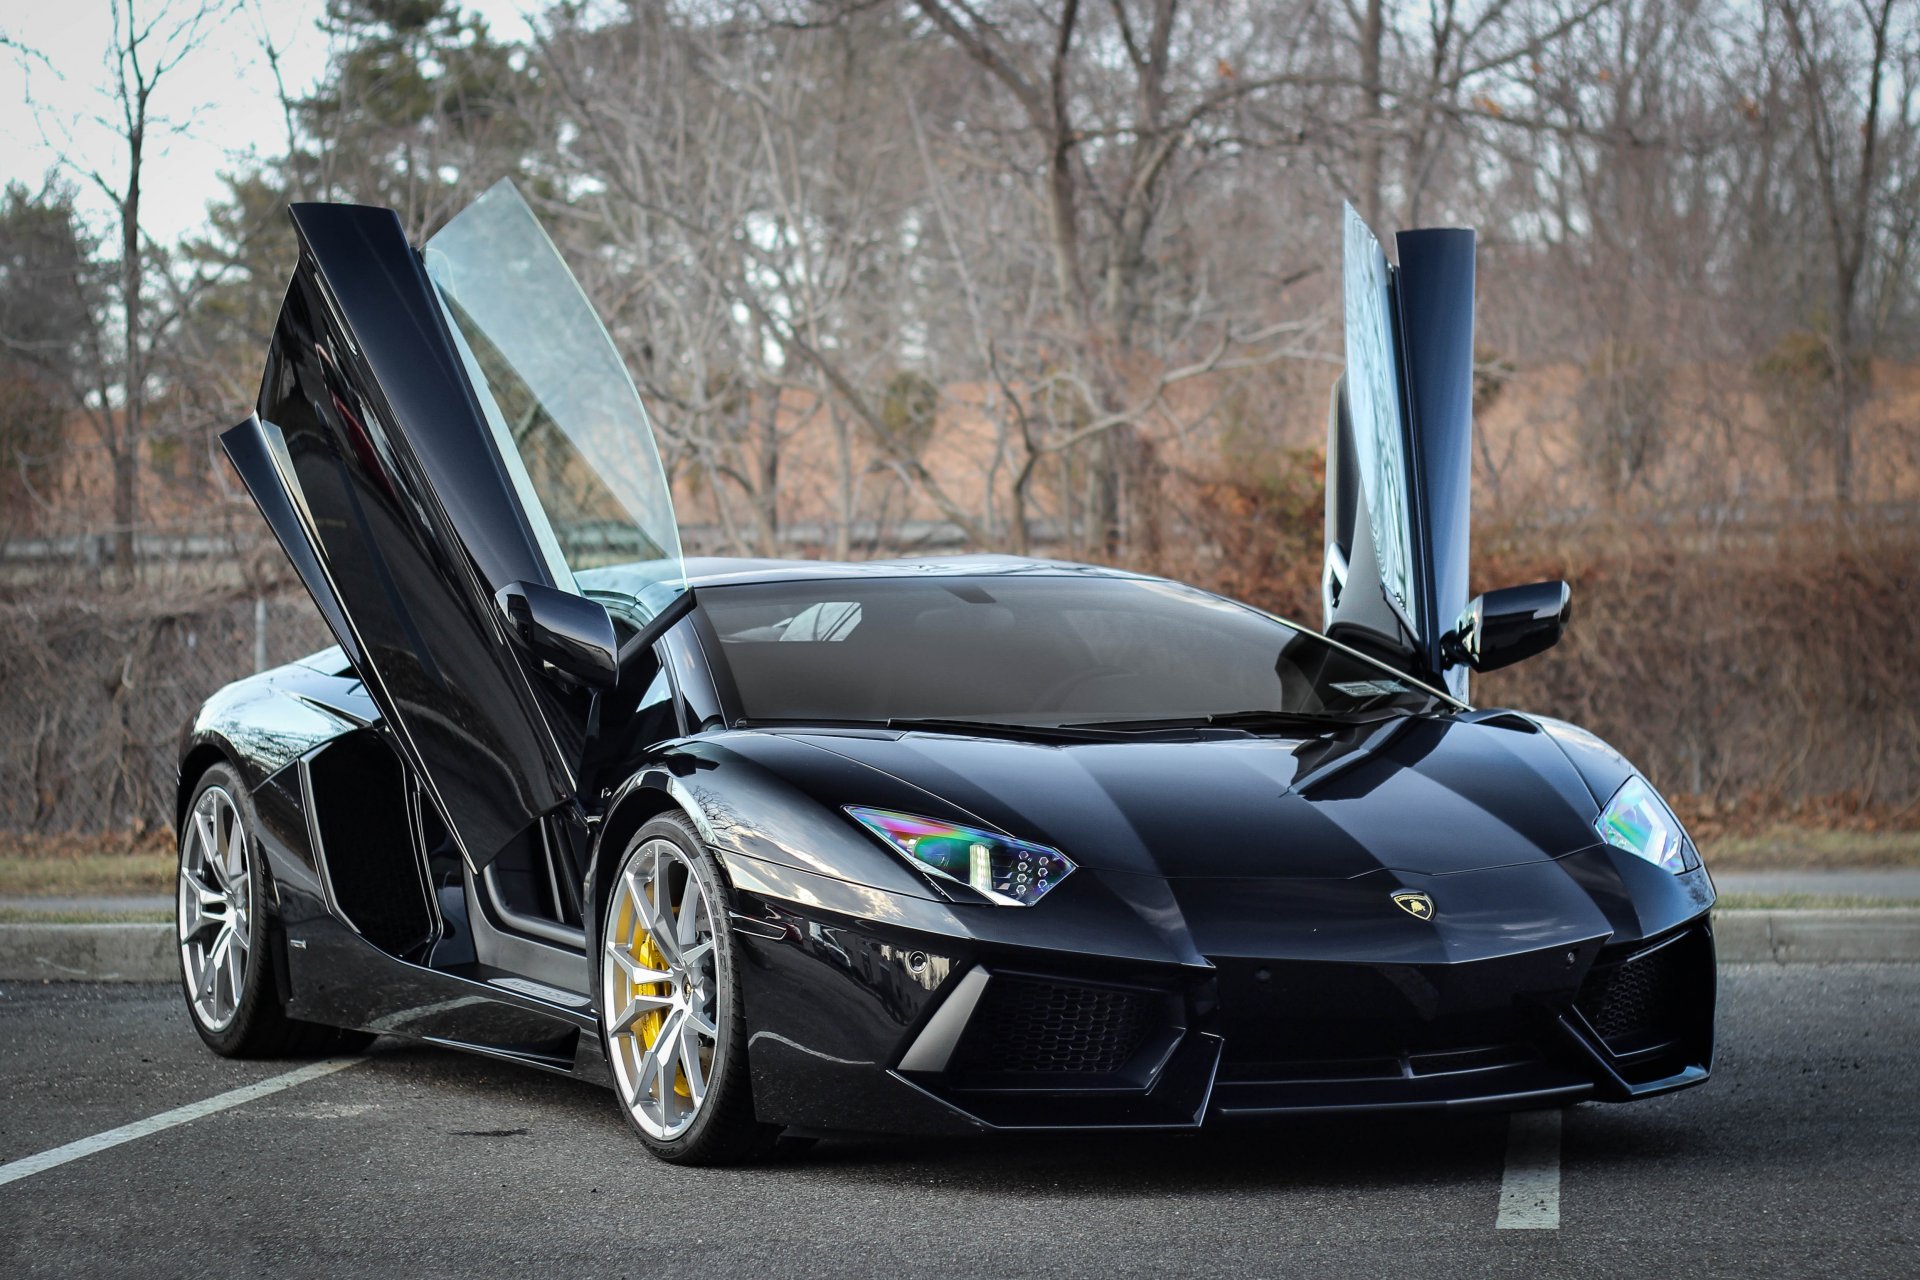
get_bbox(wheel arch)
[586,769,721,971]
[176,739,241,840]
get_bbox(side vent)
[302,729,436,956]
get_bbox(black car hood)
[766,713,1606,880]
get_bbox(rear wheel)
[177,763,372,1058]
[599,813,777,1165]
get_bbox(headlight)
[845,806,1076,906]
[1595,776,1698,872]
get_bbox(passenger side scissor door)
[1324,204,1477,699]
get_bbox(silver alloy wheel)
[178,785,253,1032]
[601,837,720,1141]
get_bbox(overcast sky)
[0,1,534,246]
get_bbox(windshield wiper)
[732,716,1137,743]
[1065,709,1396,733]
[884,717,1138,743]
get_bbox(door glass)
[423,180,684,621]
[1342,203,1418,634]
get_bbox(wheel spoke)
[618,868,645,939]
[652,1008,686,1111]
[607,943,670,988]
[193,811,222,886]
[224,810,247,887]
[221,939,243,1017]
[178,869,210,940]
[652,1007,684,1070]
[645,858,681,964]
[183,872,229,917]
[638,893,672,962]
[638,1009,679,1109]
[677,1025,707,1106]
[675,877,704,950]
[624,866,664,951]
[212,803,231,871]
[606,989,673,1036]
[627,1033,661,1106]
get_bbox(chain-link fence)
[2,517,1916,838]
[0,593,333,833]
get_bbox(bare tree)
[899,0,1341,552]
[1776,0,1912,504]
[42,0,223,575]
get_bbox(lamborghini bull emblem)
[1391,890,1435,920]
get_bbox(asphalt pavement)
[0,965,1915,1278]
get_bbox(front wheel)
[599,813,777,1165]
[177,762,372,1058]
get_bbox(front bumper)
[727,855,1717,1135]
[1209,920,1715,1117]
[892,919,1712,1131]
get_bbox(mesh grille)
[954,977,1156,1075]
[1577,942,1684,1047]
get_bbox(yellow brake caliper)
[625,890,690,1099]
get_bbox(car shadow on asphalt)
[358,1037,1545,1194]
[788,1115,1515,1195]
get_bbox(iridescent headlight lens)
[1595,775,1697,873]
[844,807,1076,906]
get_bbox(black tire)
[177,762,374,1059]
[599,812,779,1165]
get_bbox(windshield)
[423,180,684,621]
[697,575,1449,728]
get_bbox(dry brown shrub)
[1473,516,1920,834]
[3,479,1914,843]
[0,591,333,835]
[1155,464,1920,835]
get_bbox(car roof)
[674,554,1153,589]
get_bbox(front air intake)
[1576,932,1692,1054]
[951,975,1156,1076]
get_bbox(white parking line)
[0,1057,364,1190]
[1495,1109,1562,1229]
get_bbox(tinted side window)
[631,664,678,749]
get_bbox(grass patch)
[0,830,174,897]
[0,852,173,897]
[0,907,171,924]
[1701,828,1920,869]
[1715,893,1920,911]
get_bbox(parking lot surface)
[1,965,1915,1278]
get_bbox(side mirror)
[495,580,619,688]
[1445,580,1571,674]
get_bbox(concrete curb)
[0,923,176,983]
[1711,909,1920,964]
[3,911,1918,983]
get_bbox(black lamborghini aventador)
[176,183,1714,1164]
